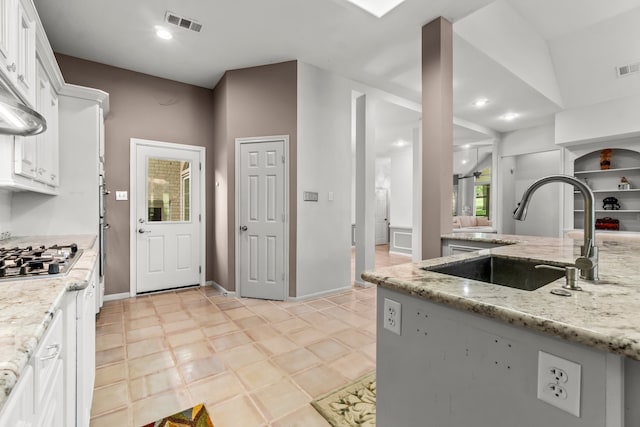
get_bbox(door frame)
[235,135,289,300]
[129,138,206,297]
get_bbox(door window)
[147,158,191,222]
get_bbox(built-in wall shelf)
[573,148,640,232]
[575,189,640,194]
[574,210,640,213]
[574,166,640,175]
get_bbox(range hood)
[0,72,46,136]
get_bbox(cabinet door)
[14,134,37,178]
[47,88,59,186]
[14,61,45,180]
[0,364,34,427]
[77,280,96,427]
[35,360,63,427]
[14,0,35,106]
[34,64,50,184]
[0,0,16,74]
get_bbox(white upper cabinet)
[14,0,35,105]
[14,59,57,187]
[0,0,36,106]
[0,0,60,194]
[0,0,17,78]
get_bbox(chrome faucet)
[513,174,598,281]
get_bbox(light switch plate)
[115,191,128,201]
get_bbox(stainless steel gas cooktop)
[0,243,82,280]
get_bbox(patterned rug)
[141,403,214,427]
[311,372,376,427]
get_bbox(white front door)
[375,188,389,245]
[134,140,202,294]
[238,139,286,300]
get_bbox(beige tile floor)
[90,245,409,427]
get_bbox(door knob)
[240,225,248,231]
[138,228,151,234]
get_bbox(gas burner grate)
[0,243,82,280]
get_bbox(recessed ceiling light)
[472,98,489,108]
[462,160,468,164]
[155,27,173,40]
[345,0,406,18]
[462,144,471,149]
[500,112,519,121]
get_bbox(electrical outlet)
[383,298,401,335]
[537,351,581,417]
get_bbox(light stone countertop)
[0,235,97,407]
[362,232,640,360]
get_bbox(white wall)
[454,0,562,106]
[513,150,562,237]
[498,124,563,236]
[499,123,557,157]
[555,94,640,145]
[389,148,412,227]
[0,190,11,237]
[296,62,353,297]
[499,156,516,233]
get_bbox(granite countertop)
[362,232,640,361]
[0,235,97,407]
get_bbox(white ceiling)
[33,0,640,151]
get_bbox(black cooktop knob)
[19,265,27,275]
[70,243,78,253]
[0,267,5,277]
[48,262,60,274]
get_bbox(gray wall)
[55,54,216,295]
[212,61,298,295]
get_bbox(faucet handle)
[535,264,581,291]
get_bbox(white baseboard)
[354,280,374,288]
[208,280,237,297]
[287,285,352,302]
[103,292,131,302]
[389,251,412,257]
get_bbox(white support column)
[355,95,375,286]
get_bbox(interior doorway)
[375,188,389,245]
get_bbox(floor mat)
[311,372,376,427]
[141,403,214,427]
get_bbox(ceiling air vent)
[616,61,640,78]
[165,11,202,33]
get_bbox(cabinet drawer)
[34,309,63,406]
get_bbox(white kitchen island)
[363,233,640,427]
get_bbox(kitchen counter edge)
[0,235,97,406]
[363,233,640,361]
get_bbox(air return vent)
[165,11,202,33]
[616,61,640,78]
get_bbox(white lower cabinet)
[0,364,33,426]
[0,270,97,427]
[76,276,96,427]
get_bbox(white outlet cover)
[116,191,128,201]
[537,351,581,417]
[383,298,401,335]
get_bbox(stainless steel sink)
[423,255,566,291]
